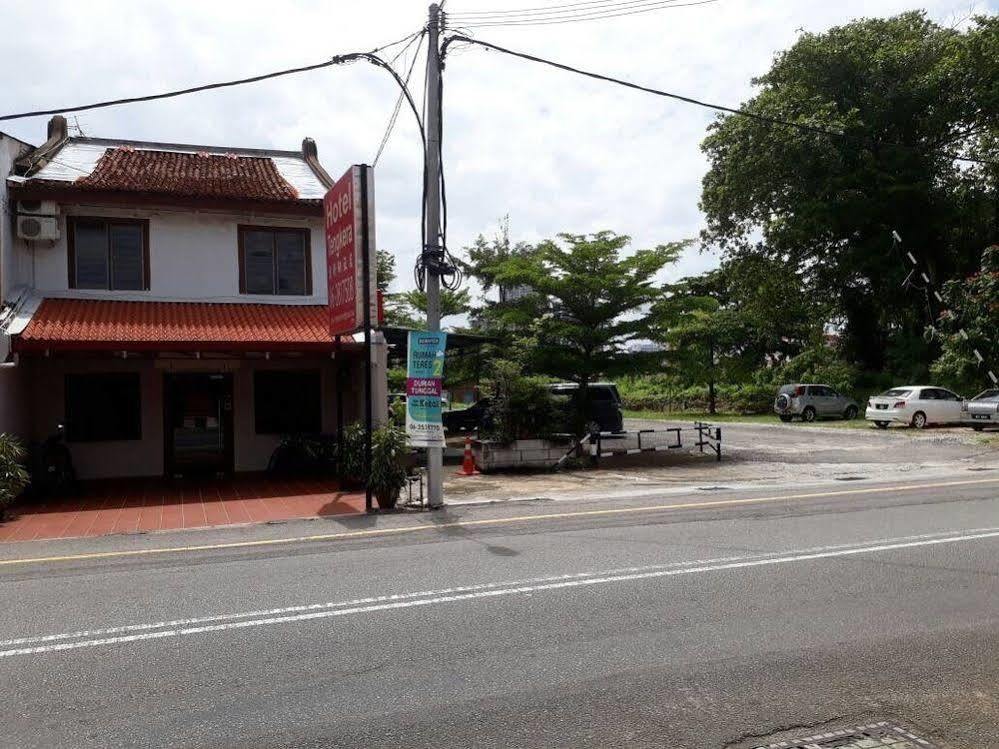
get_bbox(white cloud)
[1,0,986,299]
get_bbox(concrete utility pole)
[425,2,444,509]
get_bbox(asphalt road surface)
[3,473,998,748]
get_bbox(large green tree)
[490,231,682,425]
[930,244,999,392]
[700,12,999,372]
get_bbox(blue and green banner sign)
[406,331,447,447]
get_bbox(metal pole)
[335,338,344,471]
[425,3,444,509]
[360,164,374,513]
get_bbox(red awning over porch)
[13,298,354,353]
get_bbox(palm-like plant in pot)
[0,434,30,522]
[368,425,408,510]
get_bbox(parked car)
[442,383,625,436]
[964,388,999,431]
[548,382,624,434]
[442,397,492,434]
[773,384,859,423]
[865,385,965,429]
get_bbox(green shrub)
[770,345,859,395]
[389,398,406,428]
[368,425,408,510]
[387,366,407,393]
[0,434,29,518]
[620,384,774,414]
[339,422,367,483]
[482,359,561,443]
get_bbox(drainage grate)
[751,721,938,749]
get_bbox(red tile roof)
[73,148,302,202]
[14,299,350,352]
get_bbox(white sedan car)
[865,385,965,429]
[965,388,999,431]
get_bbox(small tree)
[491,231,682,431]
[653,292,753,414]
[481,359,560,443]
[0,434,29,520]
[394,288,472,328]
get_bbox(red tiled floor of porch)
[0,476,367,543]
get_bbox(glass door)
[164,373,233,477]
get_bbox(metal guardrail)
[694,421,722,462]
[584,423,722,466]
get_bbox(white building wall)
[25,204,327,303]
[0,133,34,437]
[0,134,33,303]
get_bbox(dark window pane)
[254,370,321,434]
[110,224,144,290]
[66,373,142,442]
[275,230,307,295]
[74,221,108,289]
[244,230,274,294]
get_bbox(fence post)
[715,426,722,462]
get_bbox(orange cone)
[456,435,478,476]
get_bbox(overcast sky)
[2,0,994,298]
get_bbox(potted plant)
[338,422,367,488]
[0,434,30,522]
[367,424,408,510]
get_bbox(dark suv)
[441,382,624,435]
[548,382,624,433]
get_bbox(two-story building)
[0,116,386,480]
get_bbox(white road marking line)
[3,527,998,658]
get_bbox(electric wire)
[441,34,999,167]
[373,31,426,166]
[448,0,678,14]
[448,0,717,27]
[0,32,424,123]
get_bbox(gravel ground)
[441,419,998,505]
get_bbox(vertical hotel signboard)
[406,331,447,447]
[325,165,377,336]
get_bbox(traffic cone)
[456,435,478,476]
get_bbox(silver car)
[774,383,860,423]
[965,388,999,431]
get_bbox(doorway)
[163,372,234,477]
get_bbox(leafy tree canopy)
[490,231,684,391]
[700,11,999,371]
[931,244,999,393]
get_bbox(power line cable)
[449,0,675,15]
[374,31,426,166]
[0,32,424,123]
[387,28,426,66]
[450,1,718,28]
[452,0,718,29]
[441,34,999,167]
[448,0,704,23]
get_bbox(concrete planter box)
[472,438,572,472]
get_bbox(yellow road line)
[2,477,997,567]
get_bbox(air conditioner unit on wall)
[16,200,59,216]
[17,215,60,241]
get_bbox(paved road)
[3,473,998,748]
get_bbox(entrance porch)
[0,475,366,542]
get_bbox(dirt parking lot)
[441,418,998,505]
